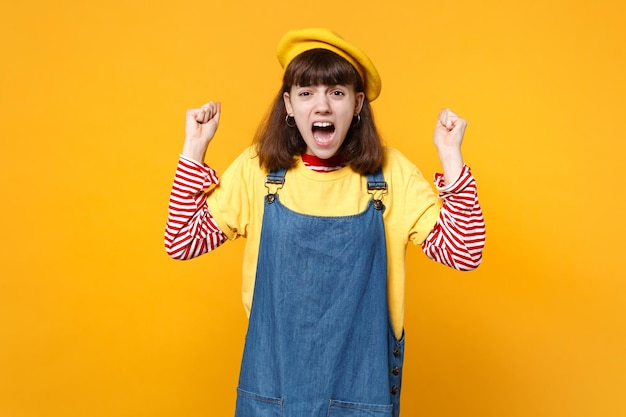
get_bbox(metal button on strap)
[391,366,400,376]
[392,348,400,357]
[390,385,399,395]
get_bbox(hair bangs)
[283,49,363,92]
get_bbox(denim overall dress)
[235,168,405,417]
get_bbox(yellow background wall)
[1,0,624,416]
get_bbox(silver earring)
[285,115,296,128]
[352,114,361,127]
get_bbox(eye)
[331,90,345,96]
[298,91,311,97]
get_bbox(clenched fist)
[433,109,467,186]
[434,108,466,151]
[182,102,221,163]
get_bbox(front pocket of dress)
[235,388,283,417]
[328,399,393,417]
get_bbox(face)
[283,84,365,160]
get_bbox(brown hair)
[254,49,384,174]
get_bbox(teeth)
[313,122,333,128]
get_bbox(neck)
[302,153,345,173]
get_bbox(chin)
[312,149,339,159]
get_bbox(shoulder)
[382,147,413,166]
[381,147,424,180]
[380,147,435,207]
[222,146,265,177]
[234,145,262,167]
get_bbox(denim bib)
[235,168,404,417]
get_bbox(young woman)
[165,28,485,417]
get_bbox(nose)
[314,94,331,113]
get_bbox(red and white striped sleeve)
[164,155,228,260]
[421,165,485,271]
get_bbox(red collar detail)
[301,153,344,168]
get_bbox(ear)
[354,92,365,115]
[283,92,293,116]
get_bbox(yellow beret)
[277,28,381,101]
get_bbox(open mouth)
[312,122,335,146]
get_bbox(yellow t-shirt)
[206,146,442,338]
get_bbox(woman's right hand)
[182,101,221,163]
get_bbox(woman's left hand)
[434,108,466,151]
[433,109,466,186]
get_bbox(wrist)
[436,147,464,186]
[181,139,208,164]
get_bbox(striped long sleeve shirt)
[165,155,485,271]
